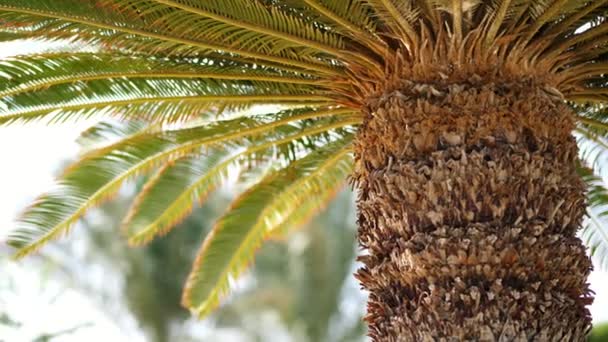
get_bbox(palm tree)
[3,0,608,339]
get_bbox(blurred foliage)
[71,186,365,342]
[589,322,608,342]
[0,256,94,341]
[74,188,219,342]
[30,323,94,342]
[213,191,365,342]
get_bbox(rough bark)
[352,73,594,341]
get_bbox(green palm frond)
[0,31,26,41]
[122,131,334,246]
[0,77,326,125]
[4,0,608,319]
[65,106,356,173]
[575,107,608,268]
[365,0,432,45]
[578,166,608,271]
[577,106,608,171]
[300,0,384,53]
[181,137,353,317]
[0,0,343,75]
[577,118,608,270]
[267,168,348,240]
[75,120,155,152]
[122,152,235,246]
[151,0,346,54]
[0,53,322,98]
[120,107,357,247]
[8,107,358,259]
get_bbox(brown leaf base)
[352,76,593,341]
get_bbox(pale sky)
[0,122,143,341]
[0,39,607,342]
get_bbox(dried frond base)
[352,73,593,341]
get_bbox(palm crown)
[2,0,608,318]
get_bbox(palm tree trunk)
[352,79,594,341]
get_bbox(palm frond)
[301,0,384,53]
[122,151,235,245]
[578,165,608,270]
[7,107,359,259]
[267,170,349,239]
[121,107,358,246]
[75,120,155,152]
[522,0,579,41]
[576,115,608,269]
[65,106,356,175]
[543,0,608,38]
[485,0,513,44]
[0,0,340,75]
[181,137,353,317]
[578,131,608,176]
[365,0,419,44]
[0,52,323,98]
[0,76,327,125]
[152,0,347,56]
[123,133,312,246]
[576,107,608,174]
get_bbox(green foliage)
[3,0,608,319]
[589,322,608,342]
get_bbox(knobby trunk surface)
[353,66,593,341]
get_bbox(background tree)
[589,322,608,342]
[2,0,608,340]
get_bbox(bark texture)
[352,72,593,341]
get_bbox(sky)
[0,39,607,341]
[0,122,143,341]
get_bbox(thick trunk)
[352,75,593,341]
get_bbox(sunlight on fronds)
[8,106,358,259]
